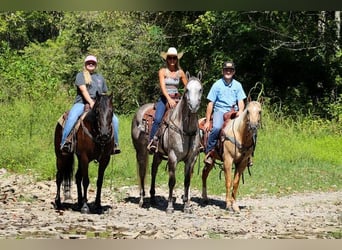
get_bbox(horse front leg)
[202,160,214,204]
[76,158,90,214]
[75,167,83,209]
[223,156,234,212]
[150,155,162,205]
[166,156,177,214]
[94,158,109,213]
[231,163,247,212]
[183,158,195,213]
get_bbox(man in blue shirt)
[203,61,247,165]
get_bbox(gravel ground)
[0,168,341,239]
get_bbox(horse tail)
[61,155,74,199]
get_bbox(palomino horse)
[54,92,114,214]
[201,100,262,212]
[131,72,203,213]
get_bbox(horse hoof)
[183,206,192,214]
[166,207,174,214]
[226,206,235,213]
[232,204,240,213]
[81,204,90,214]
[139,200,144,208]
[94,207,103,214]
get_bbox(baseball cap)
[222,61,235,69]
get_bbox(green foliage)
[0,11,341,198]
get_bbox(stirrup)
[112,144,121,155]
[147,139,158,153]
[204,151,214,165]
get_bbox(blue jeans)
[61,103,119,147]
[149,96,167,141]
[205,110,225,153]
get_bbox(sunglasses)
[167,56,178,60]
[223,68,234,72]
[86,61,97,66]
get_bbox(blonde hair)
[83,68,92,85]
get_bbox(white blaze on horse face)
[186,79,202,113]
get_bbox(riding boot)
[204,150,214,165]
[112,143,121,155]
[147,137,158,153]
[60,139,72,153]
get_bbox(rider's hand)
[89,100,95,109]
[204,120,210,132]
[168,99,176,108]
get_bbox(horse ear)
[247,95,252,103]
[257,96,264,105]
[186,71,190,80]
[197,71,202,81]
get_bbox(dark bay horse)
[54,92,114,214]
[201,100,262,212]
[131,72,203,213]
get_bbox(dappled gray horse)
[131,72,203,213]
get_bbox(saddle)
[198,109,237,161]
[57,104,91,152]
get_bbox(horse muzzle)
[96,133,112,145]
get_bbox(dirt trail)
[0,168,341,239]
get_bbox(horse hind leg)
[63,179,72,201]
[55,154,74,210]
[55,170,63,210]
[150,155,162,206]
[201,162,214,205]
[136,146,149,208]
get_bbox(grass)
[0,97,341,199]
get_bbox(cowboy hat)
[160,47,184,60]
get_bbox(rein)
[224,116,257,154]
[168,118,197,137]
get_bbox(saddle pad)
[57,111,89,131]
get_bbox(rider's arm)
[179,69,188,86]
[79,85,95,108]
[204,101,214,131]
[236,99,245,116]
